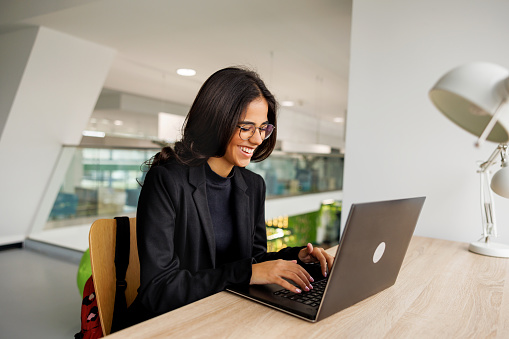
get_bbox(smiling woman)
[208,97,271,176]
[124,67,334,330]
[146,67,278,168]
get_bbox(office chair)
[89,218,139,335]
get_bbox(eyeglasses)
[237,123,275,141]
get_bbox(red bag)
[75,276,103,339]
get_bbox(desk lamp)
[429,62,509,257]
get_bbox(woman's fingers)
[299,244,336,277]
[310,247,328,276]
[274,277,304,294]
[298,243,314,262]
[287,261,314,291]
[316,249,333,277]
[317,250,334,277]
[250,260,314,293]
[307,243,314,255]
[278,260,314,292]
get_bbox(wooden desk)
[108,237,509,338]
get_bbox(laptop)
[227,196,426,322]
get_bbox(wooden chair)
[89,218,140,335]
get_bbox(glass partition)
[42,146,343,249]
[46,147,157,229]
[247,151,343,198]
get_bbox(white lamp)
[491,160,509,198]
[429,62,509,258]
[429,62,509,146]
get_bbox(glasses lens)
[239,125,255,140]
[261,124,274,140]
[238,124,275,140]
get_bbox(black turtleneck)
[205,163,236,266]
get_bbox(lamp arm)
[480,169,497,240]
[475,75,509,147]
[478,144,508,242]
[479,144,506,172]
[475,99,507,147]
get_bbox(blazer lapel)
[231,167,252,259]
[189,165,216,266]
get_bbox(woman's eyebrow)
[238,120,269,125]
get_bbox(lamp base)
[469,241,509,258]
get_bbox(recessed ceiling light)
[113,120,124,126]
[333,117,344,123]
[281,101,295,107]
[176,68,196,76]
[82,130,106,138]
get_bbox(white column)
[0,26,115,245]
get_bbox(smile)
[240,146,254,154]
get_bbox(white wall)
[343,0,509,244]
[0,27,115,245]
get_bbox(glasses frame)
[237,123,275,141]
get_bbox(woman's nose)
[249,129,264,145]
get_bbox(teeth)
[240,146,254,154]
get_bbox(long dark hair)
[147,67,278,168]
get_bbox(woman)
[128,67,334,325]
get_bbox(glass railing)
[47,146,343,221]
[248,151,343,198]
[41,145,343,249]
[47,147,156,225]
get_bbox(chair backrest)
[89,218,140,335]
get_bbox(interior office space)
[1,1,347,337]
[0,1,348,253]
[2,0,509,338]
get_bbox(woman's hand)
[298,243,335,277]
[250,260,314,293]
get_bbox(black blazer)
[131,160,302,321]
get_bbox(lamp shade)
[491,164,509,198]
[429,62,509,143]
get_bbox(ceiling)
[1,0,351,124]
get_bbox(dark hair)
[148,67,278,167]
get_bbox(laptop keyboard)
[273,278,328,308]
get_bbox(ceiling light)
[113,120,124,126]
[82,130,105,138]
[281,101,295,107]
[333,117,344,123]
[176,68,196,76]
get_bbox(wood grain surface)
[107,237,509,338]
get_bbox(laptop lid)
[227,196,426,322]
[316,196,425,321]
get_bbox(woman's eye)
[240,126,251,131]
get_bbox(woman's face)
[207,97,269,177]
